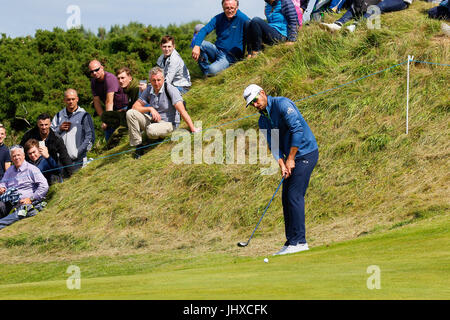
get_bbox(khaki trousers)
[126,109,174,146]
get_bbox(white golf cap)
[243,84,263,107]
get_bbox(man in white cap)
[243,84,319,255]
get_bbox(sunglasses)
[90,67,101,74]
[250,94,259,106]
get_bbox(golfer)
[243,84,319,255]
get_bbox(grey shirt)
[139,83,183,128]
[156,49,192,88]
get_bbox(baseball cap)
[243,84,263,107]
[194,24,205,33]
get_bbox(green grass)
[0,215,448,299]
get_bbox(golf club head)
[237,241,248,247]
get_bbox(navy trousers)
[247,17,286,54]
[0,203,39,230]
[336,0,408,25]
[282,149,319,246]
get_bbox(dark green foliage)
[0,21,205,136]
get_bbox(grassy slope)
[0,2,448,269]
[0,214,448,299]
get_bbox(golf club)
[237,176,285,247]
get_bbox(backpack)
[302,0,332,23]
[291,0,303,27]
[164,84,187,111]
[81,112,96,146]
[352,0,381,16]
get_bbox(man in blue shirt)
[243,84,319,255]
[192,0,250,76]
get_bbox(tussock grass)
[0,2,448,263]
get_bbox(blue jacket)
[259,96,318,161]
[194,10,250,60]
[265,0,299,42]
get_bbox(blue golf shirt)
[194,10,250,60]
[258,96,318,161]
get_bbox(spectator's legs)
[207,50,231,75]
[364,0,408,19]
[198,41,219,75]
[428,5,450,20]
[145,121,174,140]
[104,126,115,142]
[198,41,231,76]
[126,109,152,146]
[248,17,286,54]
[335,9,355,26]
[0,211,20,230]
[0,204,39,231]
[0,201,12,219]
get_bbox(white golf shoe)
[346,24,356,33]
[320,23,342,32]
[276,243,309,255]
[273,245,288,256]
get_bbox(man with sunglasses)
[243,84,319,256]
[191,0,250,76]
[89,60,128,142]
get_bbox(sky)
[0,0,265,38]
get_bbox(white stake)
[406,55,414,135]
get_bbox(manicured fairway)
[0,216,448,299]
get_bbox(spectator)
[23,139,62,185]
[428,0,449,21]
[320,0,413,33]
[191,0,250,76]
[157,35,192,95]
[0,145,49,230]
[0,124,11,180]
[126,67,199,159]
[243,84,319,255]
[89,59,128,141]
[101,68,141,131]
[20,113,74,178]
[51,89,95,171]
[247,0,299,59]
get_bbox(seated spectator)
[0,145,49,230]
[428,0,449,21]
[190,24,205,48]
[0,124,11,180]
[89,60,128,141]
[20,113,74,178]
[51,89,95,171]
[126,67,199,159]
[320,0,412,32]
[157,35,192,95]
[24,139,62,185]
[247,0,299,59]
[330,0,348,12]
[191,0,250,76]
